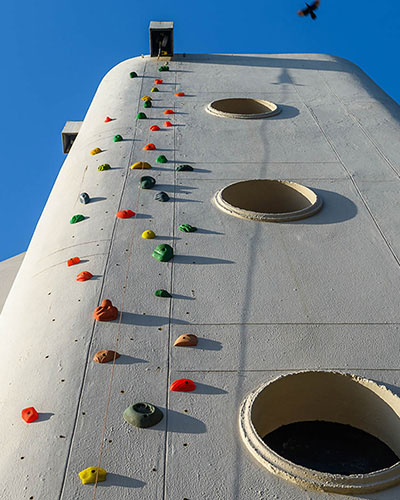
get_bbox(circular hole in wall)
[239,371,400,494]
[206,98,280,119]
[214,179,322,222]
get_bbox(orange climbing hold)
[164,109,174,115]
[21,407,39,423]
[150,125,160,131]
[104,116,112,123]
[175,92,185,97]
[67,257,80,267]
[154,79,163,84]
[169,379,196,392]
[143,143,156,151]
[93,299,118,321]
[116,209,136,219]
[164,121,173,127]
[76,271,93,282]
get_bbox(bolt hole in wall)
[206,98,281,119]
[240,371,400,493]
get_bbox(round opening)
[239,371,400,493]
[214,180,322,222]
[206,98,280,119]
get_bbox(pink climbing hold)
[164,109,174,115]
[21,407,39,423]
[104,116,112,123]
[164,121,173,127]
[150,125,160,131]
[175,92,185,97]
[169,378,196,392]
[116,210,136,219]
[143,143,156,151]
[154,79,163,84]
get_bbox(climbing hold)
[70,214,85,224]
[104,116,112,123]
[151,87,159,92]
[164,109,174,115]
[156,155,167,163]
[142,230,156,239]
[129,71,137,78]
[143,143,156,151]
[116,209,136,219]
[79,467,107,485]
[179,224,197,233]
[152,244,173,262]
[143,100,152,109]
[21,407,39,423]
[93,350,120,364]
[174,334,198,347]
[140,176,156,189]
[67,256,80,267]
[155,191,169,202]
[155,289,171,298]
[130,161,151,170]
[90,148,102,155]
[98,163,111,171]
[170,379,196,392]
[175,92,185,97]
[79,192,90,204]
[123,402,163,428]
[177,164,194,172]
[141,96,152,101]
[154,79,163,84]
[158,65,169,72]
[136,112,147,119]
[164,121,173,127]
[76,271,93,282]
[113,134,123,142]
[93,299,118,322]
[150,125,160,131]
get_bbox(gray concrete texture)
[0,53,399,499]
[0,252,25,312]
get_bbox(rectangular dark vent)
[149,21,174,58]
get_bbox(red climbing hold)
[143,143,156,151]
[150,125,160,131]
[116,210,136,219]
[169,379,196,392]
[67,257,80,267]
[104,116,112,123]
[175,92,185,97]
[21,407,39,423]
[154,79,163,84]
[93,299,118,321]
[164,109,174,115]
[164,121,173,127]
[76,271,93,282]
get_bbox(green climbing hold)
[98,164,111,171]
[137,112,147,119]
[70,214,85,224]
[156,155,167,164]
[151,87,159,92]
[113,134,123,142]
[152,244,174,262]
[155,289,172,298]
[178,224,197,233]
[140,176,156,189]
[130,71,138,78]
[158,65,169,72]
[123,402,163,428]
[177,164,194,172]
[143,100,152,108]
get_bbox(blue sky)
[1,0,399,260]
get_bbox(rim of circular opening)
[206,98,281,119]
[214,179,322,222]
[239,371,400,494]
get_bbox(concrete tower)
[1,23,400,500]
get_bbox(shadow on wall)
[97,473,146,489]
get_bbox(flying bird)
[297,0,320,20]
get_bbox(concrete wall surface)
[0,252,25,312]
[0,53,400,500]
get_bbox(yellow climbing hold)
[141,96,152,101]
[142,230,156,239]
[90,148,102,155]
[130,161,152,170]
[78,467,107,485]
